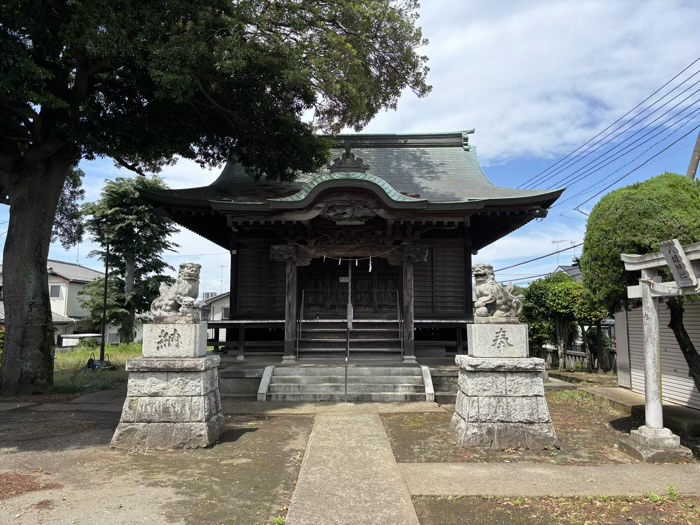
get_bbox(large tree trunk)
[667,299,700,393]
[1,155,71,395]
[119,254,136,344]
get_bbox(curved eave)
[138,187,216,210]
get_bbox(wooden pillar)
[229,231,239,314]
[390,244,427,364]
[226,232,239,354]
[403,259,416,362]
[270,245,303,362]
[284,259,298,360]
[464,219,474,322]
[237,324,246,362]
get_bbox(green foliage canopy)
[581,173,700,312]
[51,166,85,249]
[522,272,574,352]
[82,176,178,341]
[0,0,430,182]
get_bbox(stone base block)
[112,354,225,451]
[619,434,692,463]
[467,323,528,358]
[450,413,559,449]
[142,322,207,358]
[452,353,558,449]
[112,414,226,451]
[628,425,681,448]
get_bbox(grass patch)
[546,389,624,415]
[414,494,700,525]
[51,343,142,394]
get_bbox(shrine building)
[140,131,562,362]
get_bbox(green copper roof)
[138,131,563,209]
[268,172,427,203]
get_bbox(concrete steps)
[261,365,430,402]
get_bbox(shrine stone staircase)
[260,365,432,402]
[296,320,403,360]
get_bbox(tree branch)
[114,156,146,176]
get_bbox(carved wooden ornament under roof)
[328,143,370,173]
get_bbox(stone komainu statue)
[473,263,522,318]
[150,263,201,318]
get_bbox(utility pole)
[552,240,567,266]
[687,131,700,181]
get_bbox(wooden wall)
[627,301,700,410]
[237,248,285,314]
[414,242,466,317]
[236,242,467,319]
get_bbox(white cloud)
[9,1,699,297]
[363,0,700,164]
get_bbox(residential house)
[554,264,582,283]
[0,260,102,344]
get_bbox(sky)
[3,0,700,294]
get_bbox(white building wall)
[66,282,91,318]
[48,277,69,317]
[206,295,229,341]
[627,301,700,410]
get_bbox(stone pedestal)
[618,426,692,462]
[451,323,558,449]
[112,319,226,451]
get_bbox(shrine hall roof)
[141,132,563,209]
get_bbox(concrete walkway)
[286,413,419,525]
[582,386,700,436]
[400,463,700,497]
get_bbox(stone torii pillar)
[620,239,697,461]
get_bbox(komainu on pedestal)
[112,263,226,451]
[451,264,559,449]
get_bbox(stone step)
[301,338,401,343]
[272,366,422,376]
[265,392,427,402]
[272,375,424,384]
[297,354,404,362]
[303,328,400,333]
[268,383,425,394]
[297,347,402,354]
[299,321,400,330]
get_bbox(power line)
[546,102,700,191]
[519,57,700,189]
[500,272,552,283]
[493,242,583,272]
[558,123,700,209]
[532,77,700,189]
[554,117,700,211]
